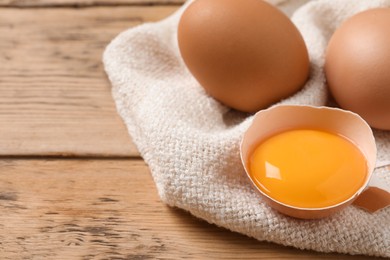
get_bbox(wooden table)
[0,1,383,258]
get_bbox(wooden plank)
[0,6,177,157]
[0,159,382,259]
[0,0,185,7]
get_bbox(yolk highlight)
[249,129,367,208]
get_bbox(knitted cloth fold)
[104,0,390,257]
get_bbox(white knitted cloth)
[104,0,390,257]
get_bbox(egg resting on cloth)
[103,0,390,257]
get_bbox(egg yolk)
[249,129,367,208]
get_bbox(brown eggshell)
[353,186,390,213]
[240,105,377,219]
[178,0,310,113]
[325,8,390,130]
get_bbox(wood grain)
[0,0,185,7]
[0,159,381,259]
[0,6,177,157]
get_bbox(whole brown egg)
[177,0,310,113]
[325,8,390,130]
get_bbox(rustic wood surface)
[0,0,387,259]
[0,0,184,7]
[0,159,381,259]
[0,6,178,157]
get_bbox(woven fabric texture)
[104,0,390,257]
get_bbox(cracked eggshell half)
[240,105,376,219]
